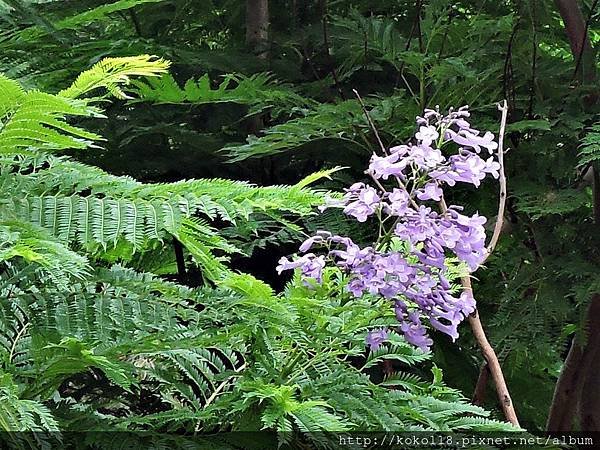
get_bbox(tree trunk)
[546,339,583,431]
[578,331,600,431]
[550,179,600,434]
[554,0,597,84]
[547,296,600,431]
[547,0,600,432]
[246,0,269,59]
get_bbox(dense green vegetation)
[0,0,599,448]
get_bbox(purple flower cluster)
[277,107,499,352]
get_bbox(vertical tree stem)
[246,0,269,59]
[463,277,520,427]
[546,0,600,431]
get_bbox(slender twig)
[352,89,387,155]
[437,102,519,427]
[9,322,29,363]
[401,73,420,105]
[415,0,424,54]
[527,1,538,119]
[503,21,519,111]
[396,0,423,80]
[483,100,509,261]
[354,89,420,210]
[320,0,345,99]
[365,170,388,193]
[195,362,247,432]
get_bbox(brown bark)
[246,0,269,59]
[464,278,520,427]
[547,336,584,431]
[554,0,597,84]
[472,363,490,406]
[547,296,600,431]
[578,329,600,430]
[461,102,519,426]
[245,0,269,151]
[547,0,600,432]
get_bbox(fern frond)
[0,220,89,286]
[0,371,60,433]
[224,100,366,162]
[579,122,600,167]
[363,334,431,369]
[0,85,100,156]
[54,0,166,32]
[59,55,170,99]
[133,72,313,117]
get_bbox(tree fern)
[224,95,412,162]
[52,0,165,33]
[0,64,326,278]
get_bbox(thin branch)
[365,169,388,193]
[415,0,424,54]
[396,0,423,79]
[320,0,344,99]
[527,0,538,119]
[440,190,520,427]
[484,100,509,260]
[436,7,454,62]
[502,20,519,111]
[353,89,421,211]
[195,362,247,432]
[9,322,29,363]
[464,280,520,427]
[352,89,387,155]
[452,101,517,425]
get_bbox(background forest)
[0,0,599,448]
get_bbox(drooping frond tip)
[59,55,170,100]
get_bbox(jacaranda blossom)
[277,106,499,352]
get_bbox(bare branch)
[463,276,521,427]
[484,100,509,260]
[352,89,388,156]
[439,192,520,428]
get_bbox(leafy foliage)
[579,121,600,167]
[0,42,518,448]
[1,0,598,440]
[134,72,315,117]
